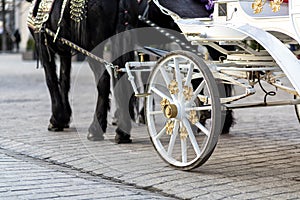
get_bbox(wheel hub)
[164,104,178,119]
[160,98,178,119]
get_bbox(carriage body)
[139,0,300,170]
[176,0,300,43]
[173,0,300,94]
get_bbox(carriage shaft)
[225,98,300,110]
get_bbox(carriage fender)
[219,23,300,95]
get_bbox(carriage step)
[135,93,151,97]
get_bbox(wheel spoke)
[167,120,179,156]
[150,87,172,102]
[185,106,212,112]
[174,57,183,86]
[190,80,206,102]
[183,119,201,156]
[149,110,164,115]
[184,63,194,87]
[155,126,166,140]
[173,57,183,100]
[160,65,177,100]
[194,122,210,137]
[181,136,188,163]
[160,66,171,86]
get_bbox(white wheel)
[145,51,222,170]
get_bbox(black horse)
[28,0,139,143]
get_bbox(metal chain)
[138,15,198,54]
[45,28,113,67]
[44,28,115,76]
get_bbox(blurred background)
[0,0,32,53]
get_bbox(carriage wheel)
[295,95,300,123]
[145,50,222,170]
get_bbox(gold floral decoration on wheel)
[180,125,188,140]
[160,98,170,110]
[189,110,199,125]
[166,120,175,135]
[183,86,194,101]
[168,80,179,95]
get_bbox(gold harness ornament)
[70,0,88,22]
[27,0,55,33]
[27,0,87,34]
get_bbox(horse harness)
[27,0,196,72]
[27,0,150,34]
[27,0,87,40]
[27,0,152,62]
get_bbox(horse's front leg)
[43,51,67,131]
[59,55,72,128]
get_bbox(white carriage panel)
[290,0,300,41]
[239,0,289,17]
[214,0,299,43]
[176,19,248,41]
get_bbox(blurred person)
[13,29,21,53]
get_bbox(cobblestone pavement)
[0,54,299,199]
[0,149,174,200]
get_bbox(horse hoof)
[221,110,235,135]
[87,132,104,141]
[48,123,64,132]
[115,134,132,144]
[111,118,118,126]
[221,131,230,135]
[115,128,132,144]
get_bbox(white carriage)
[123,0,300,170]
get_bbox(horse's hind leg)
[113,73,133,144]
[59,54,72,128]
[87,56,110,141]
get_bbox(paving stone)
[231,191,270,199]
[0,152,174,199]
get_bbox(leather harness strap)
[138,0,151,20]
